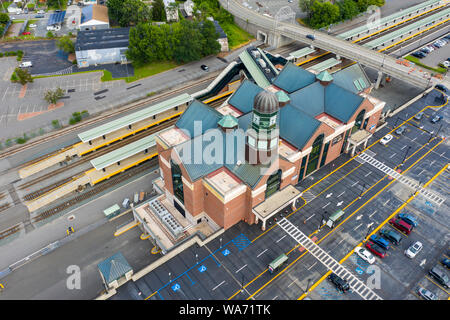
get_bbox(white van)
[19,61,33,68]
[47,25,61,31]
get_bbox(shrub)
[0,52,3,57]
[69,118,77,125]
[46,31,54,38]
[5,139,12,147]
[51,119,60,129]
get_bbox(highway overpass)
[220,0,450,89]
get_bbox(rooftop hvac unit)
[251,50,261,58]
[258,58,267,68]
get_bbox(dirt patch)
[47,102,64,111]
[18,84,27,98]
[17,111,46,121]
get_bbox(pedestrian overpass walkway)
[356,152,445,206]
[277,218,382,300]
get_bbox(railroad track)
[32,157,159,223]
[18,117,178,191]
[0,203,11,214]
[0,223,21,241]
[0,73,219,161]
[22,175,79,202]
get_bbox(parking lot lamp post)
[305,278,312,295]
[359,183,366,199]
[219,237,222,248]
[401,146,412,166]
[365,226,373,242]
[168,272,172,283]
[195,254,198,264]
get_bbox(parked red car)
[22,32,31,35]
[365,240,387,258]
[389,218,413,235]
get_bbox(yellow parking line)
[425,276,450,295]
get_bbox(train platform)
[18,147,78,179]
[307,57,342,74]
[86,145,158,186]
[25,174,91,213]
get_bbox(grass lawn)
[101,61,179,83]
[405,55,447,74]
[221,22,254,50]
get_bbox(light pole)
[401,146,412,166]
[219,237,222,248]
[168,272,172,283]
[359,183,366,199]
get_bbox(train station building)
[148,59,385,234]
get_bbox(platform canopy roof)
[78,93,192,143]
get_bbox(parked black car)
[442,258,450,269]
[327,273,350,293]
[306,34,315,40]
[429,265,449,288]
[412,51,426,58]
[435,84,447,92]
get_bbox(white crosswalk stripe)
[357,153,445,206]
[277,218,382,300]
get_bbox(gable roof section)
[332,63,371,94]
[80,5,92,24]
[289,81,325,118]
[176,100,222,138]
[272,62,316,93]
[81,4,109,24]
[324,83,364,123]
[97,252,132,284]
[279,104,321,150]
[228,80,263,114]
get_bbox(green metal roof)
[90,133,157,170]
[363,7,450,49]
[316,70,333,82]
[332,63,371,94]
[338,0,441,40]
[218,114,238,128]
[307,58,341,73]
[239,50,271,88]
[288,47,315,59]
[97,252,132,285]
[103,204,120,216]
[272,62,316,93]
[275,90,290,102]
[78,93,192,143]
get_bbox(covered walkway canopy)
[288,47,315,59]
[239,49,271,88]
[307,57,341,74]
[78,93,192,143]
[253,185,301,230]
[90,133,157,171]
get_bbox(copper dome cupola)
[253,90,279,114]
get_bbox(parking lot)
[0,40,72,75]
[412,36,450,69]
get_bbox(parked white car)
[46,25,61,31]
[355,247,376,264]
[29,24,37,28]
[405,241,423,258]
[37,10,45,14]
[380,134,393,145]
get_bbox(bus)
[268,253,288,274]
[326,210,345,228]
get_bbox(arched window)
[171,160,184,204]
[306,134,324,175]
[265,169,282,199]
[352,109,366,134]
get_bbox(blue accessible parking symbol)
[222,249,230,256]
[355,267,364,275]
[198,265,207,273]
[171,283,181,292]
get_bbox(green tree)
[46,31,55,38]
[14,67,33,85]
[309,0,340,29]
[46,0,62,9]
[152,0,166,21]
[200,19,220,56]
[338,0,359,20]
[57,35,75,54]
[0,13,10,24]
[44,87,65,105]
[172,20,204,63]
[298,0,315,19]
[119,0,152,27]
[107,0,124,24]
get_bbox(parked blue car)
[398,213,418,227]
[370,234,391,250]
